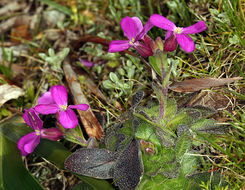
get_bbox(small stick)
[63,59,104,139]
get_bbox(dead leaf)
[63,59,104,139]
[75,69,107,101]
[0,84,25,107]
[186,90,231,109]
[169,77,243,92]
[0,1,27,17]
[11,25,31,43]
[0,15,32,35]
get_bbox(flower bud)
[164,33,177,52]
[40,128,63,141]
[155,37,164,51]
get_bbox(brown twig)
[63,59,104,140]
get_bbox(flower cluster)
[109,14,206,55]
[17,85,89,156]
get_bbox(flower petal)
[17,132,40,156]
[176,34,195,52]
[38,91,55,105]
[69,104,89,111]
[121,16,141,40]
[136,20,154,41]
[150,14,175,31]
[182,21,207,34]
[35,104,60,114]
[79,59,94,67]
[165,31,173,40]
[50,85,67,106]
[40,128,62,141]
[131,17,143,33]
[58,108,78,129]
[108,40,131,53]
[23,108,43,130]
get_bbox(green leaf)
[109,72,119,82]
[163,99,177,121]
[188,172,228,190]
[162,174,189,190]
[72,182,94,190]
[159,161,180,178]
[175,134,192,160]
[191,119,226,134]
[48,48,55,57]
[135,121,162,147]
[0,134,43,190]
[180,152,199,176]
[167,110,190,130]
[149,56,161,76]
[137,174,167,190]
[39,0,73,16]
[142,147,175,177]
[137,174,189,190]
[102,80,114,89]
[140,101,159,119]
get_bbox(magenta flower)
[34,85,89,129]
[109,16,153,57]
[17,108,62,156]
[79,59,94,67]
[149,14,207,52]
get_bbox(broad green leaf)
[142,147,175,176]
[139,101,159,119]
[163,98,177,121]
[167,110,190,130]
[149,56,161,76]
[135,121,162,147]
[191,119,226,134]
[180,152,199,176]
[137,174,167,190]
[142,153,163,176]
[0,134,43,190]
[72,182,94,190]
[163,174,189,190]
[159,161,180,178]
[175,134,192,160]
[137,174,189,190]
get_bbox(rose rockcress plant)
[65,14,227,190]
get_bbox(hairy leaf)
[191,119,227,134]
[113,138,143,190]
[175,133,192,160]
[64,148,116,179]
[181,152,199,176]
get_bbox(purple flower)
[79,59,94,67]
[34,85,89,129]
[109,16,153,57]
[17,109,62,156]
[150,14,207,52]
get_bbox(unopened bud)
[40,128,63,141]
[156,37,164,51]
